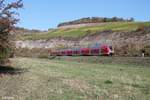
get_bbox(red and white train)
[50,44,114,56]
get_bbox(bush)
[15,48,50,58]
[144,45,150,56]
[104,80,113,84]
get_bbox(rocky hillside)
[14,21,150,57]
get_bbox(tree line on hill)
[58,17,134,27]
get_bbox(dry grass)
[0,57,150,100]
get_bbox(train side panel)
[50,44,114,56]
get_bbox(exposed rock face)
[16,39,76,49]
[15,28,150,56]
[15,30,150,50]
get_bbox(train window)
[109,46,113,50]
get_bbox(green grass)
[0,57,150,100]
[17,22,150,40]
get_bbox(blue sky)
[16,0,150,30]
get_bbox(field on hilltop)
[16,22,150,40]
[0,57,150,100]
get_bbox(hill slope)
[16,22,150,40]
[15,21,150,56]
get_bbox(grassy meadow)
[16,22,150,40]
[0,57,150,100]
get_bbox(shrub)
[0,0,23,65]
[104,80,113,84]
[15,48,50,58]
